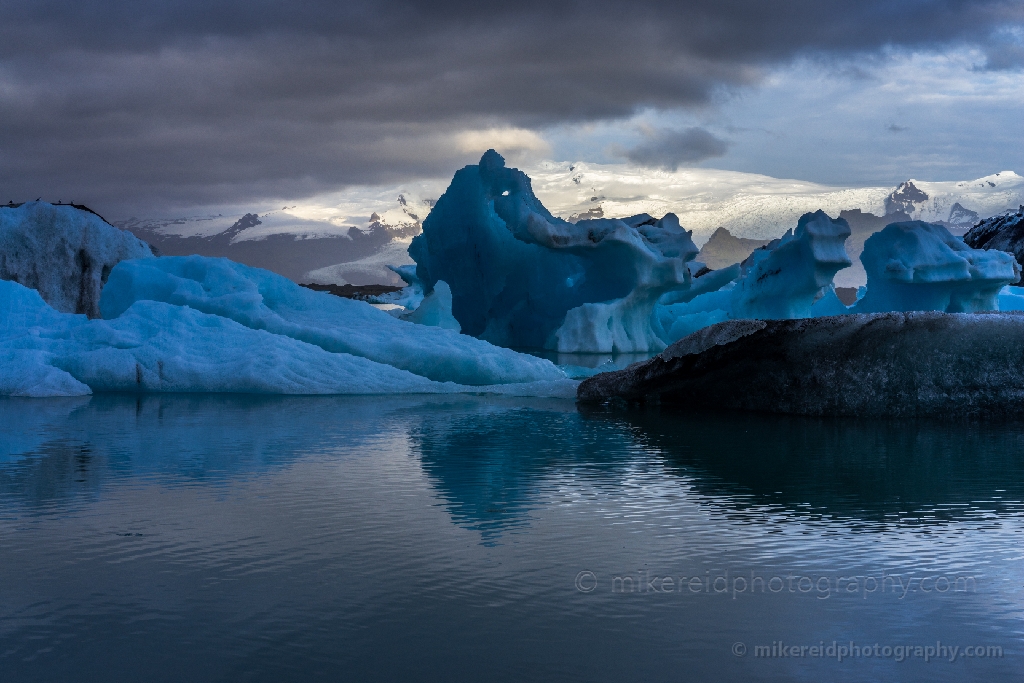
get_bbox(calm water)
[1,394,1023,682]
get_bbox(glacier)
[1,201,153,318]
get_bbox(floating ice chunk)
[0,350,93,397]
[2,279,578,397]
[554,289,664,353]
[408,150,698,352]
[652,211,852,344]
[852,221,1020,313]
[997,285,1024,311]
[731,210,852,319]
[0,201,153,317]
[400,280,460,331]
[99,256,564,386]
[378,264,425,310]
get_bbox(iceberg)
[851,221,1020,313]
[407,150,699,353]
[0,201,153,317]
[399,280,461,331]
[99,255,565,386]
[1,279,577,398]
[730,210,852,319]
[651,211,852,344]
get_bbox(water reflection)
[2,394,1024,683]
[0,394,422,507]
[583,405,1024,526]
[5,395,1024,532]
[407,399,635,540]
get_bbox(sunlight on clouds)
[455,128,551,158]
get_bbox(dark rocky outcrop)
[122,214,420,284]
[696,227,769,270]
[884,181,929,215]
[299,282,402,300]
[578,313,1024,417]
[947,202,980,230]
[963,206,1024,270]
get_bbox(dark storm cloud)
[980,28,1024,69]
[623,127,729,170]
[0,0,1020,213]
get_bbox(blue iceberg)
[100,256,564,386]
[1,277,577,398]
[652,210,854,344]
[851,221,1020,313]
[408,150,699,353]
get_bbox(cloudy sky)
[1,0,1022,217]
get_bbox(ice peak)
[479,149,506,172]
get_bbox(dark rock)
[834,287,859,306]
[884,181,929,215]
[963,206,1024,270]
[578,313,1024,417]
[299,282,403,301]
[696,227,769,270]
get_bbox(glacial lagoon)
[1,394,1022,682]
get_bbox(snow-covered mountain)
[113,164,1024,286]
[883,172,1024,226]
[117,195,429,284]
[528,164,1024,244]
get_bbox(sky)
[0,0,1022,218]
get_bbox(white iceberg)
[0,201,153,317]
[399,280,461,331]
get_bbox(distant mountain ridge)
[696,228,769,270]
[118,202,424,284]
[100,168,1023,286]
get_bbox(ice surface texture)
[409,150,699,353]
[852,221,1020,313]
[400,280,461,331]
[1,279,577,398]
[0,202,153,317]
[652,211,853,344]
[578,313,1024,417]
[402,156,1022,352]
[99,256,562,386]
